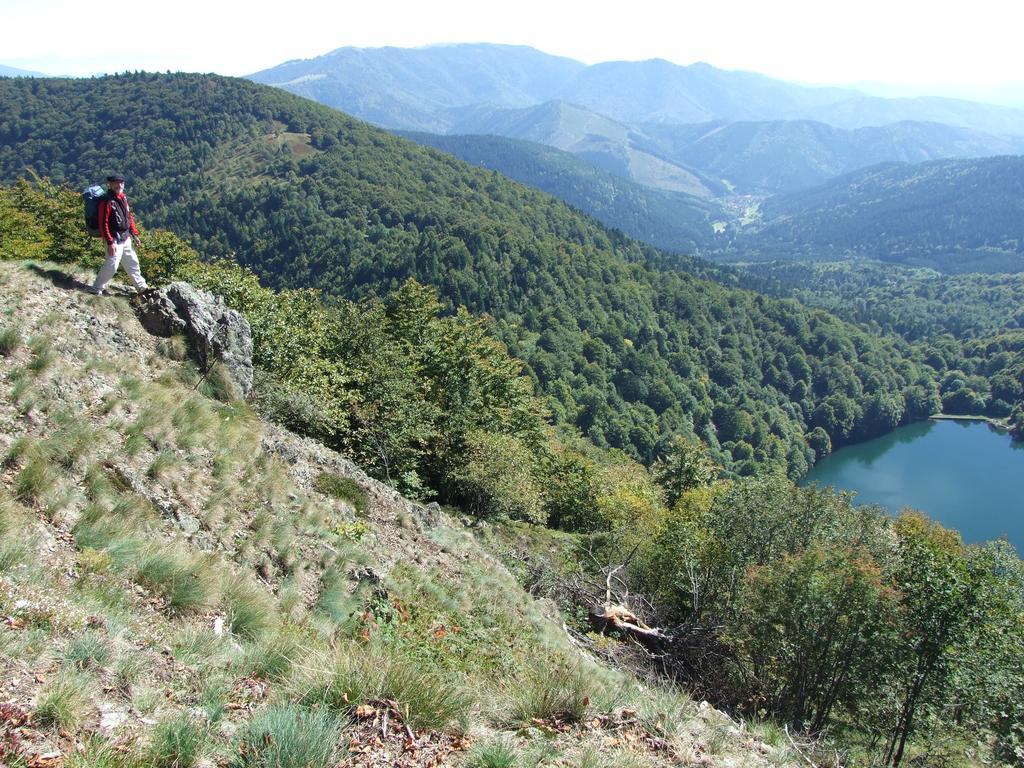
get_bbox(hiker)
[90,174,149,296]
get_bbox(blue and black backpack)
[82,184,105,237]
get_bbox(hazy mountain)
[0,64,46,77]
[249,44,1024,137]
[446,100,725,196]
[399,130,725,252]
[641,119,1024,194]
[248,43,585,132]
[735,156,1024,272]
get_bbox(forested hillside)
[399,131,723,252]
[0,73,952,477]
[735,157,1024,272]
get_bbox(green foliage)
[729,543,899,732]
[452,430,545,523]
[232,704,340,768]
[652,434,720,508]
[312,472,368,516]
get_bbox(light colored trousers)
[92,237,148,292]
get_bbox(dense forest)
[397,130,722,253]
[0,72,972,478]
[738,260,1024,431]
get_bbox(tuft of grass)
[34,670,91,729]
[63,630,112,670]
[300,644,472,732]
[222,573,277,640]
[508,665,594,725]
[64,736,135,768]
[47,411,99,470]
[14,447,58,505]
[313,472,369,517]
[156,335,189,362]
[148,448,181,480]
[148,713,207,768]
[232,703,340,768]
[239,628,303,682]
[113,653,146,693]
[467,738,520,768]
[0,498,34,571]
[136,549,215,614]
[313,570,368,636]
[0,325,20,356]
[27,334,55,374]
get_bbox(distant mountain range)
[249,43,1024,201]
[249,44,1024,136]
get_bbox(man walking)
[90,174,149,295]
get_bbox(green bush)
[313,472,369,517]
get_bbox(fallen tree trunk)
[589,603,671,649]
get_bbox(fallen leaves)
[343,698,468,767]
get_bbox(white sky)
[3,0,1023,99]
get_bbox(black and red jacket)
[98,192,139,244]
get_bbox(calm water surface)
[801,419,1024,552]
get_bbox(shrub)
[232,704,340,768]
[451,430,545,523]
[313,472,369,517]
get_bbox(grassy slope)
[0,260,796,767]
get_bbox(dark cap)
[106,174,125,183]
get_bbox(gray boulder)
[135,282,254,397]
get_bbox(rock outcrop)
[134,282,254,396]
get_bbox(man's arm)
[99,198,114,244]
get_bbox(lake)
[801,419,1024,552]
